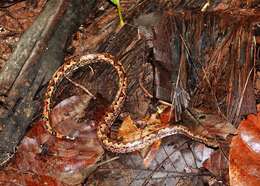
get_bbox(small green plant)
[110,0,124,27]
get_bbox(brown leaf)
[0,0,47,68]
[159,106,175,123]
[190,108,237,139]
[229,112,260,186]
[118,114,165,166]
[50,95,92,138]
[13,119,103,185]
[118,115,141,141]
[117,111,171,167]
[0,95,104,185]
[158,106,236,141]
[118,113,167,143]
[0,169,66,186]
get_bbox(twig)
[201,0,210,12]
[234,67,254,124]
[96,156,119,167]
[65,76,96,99]
[201,66,227,120]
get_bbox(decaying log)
[151,11,259,124]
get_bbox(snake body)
[43,53,218,153]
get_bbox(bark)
[152,11,259,123]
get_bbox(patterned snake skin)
[42,53,218,153]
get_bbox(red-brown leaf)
[229,112,260,186]
[0,95,104,185]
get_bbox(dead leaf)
[118,114,164,166]
[0,169,66,186]
[159,106,175,123]
[229,112,260,186]
[0,0,47,68]
[0,95,104,185]
[90,141,216,186]
[118,113,164,142]
[118,115,141,141]
[158,106,236,141]
[193,144,215,164]
[50,95,92,138]
[189,108,237,139]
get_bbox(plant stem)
[117,4,124,27]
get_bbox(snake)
[42,53,218,153]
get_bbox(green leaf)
[110,0,120,6]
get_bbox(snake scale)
[42,53,218,153]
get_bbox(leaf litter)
[0,0,259,185]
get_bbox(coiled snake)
[42,53,218,153]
